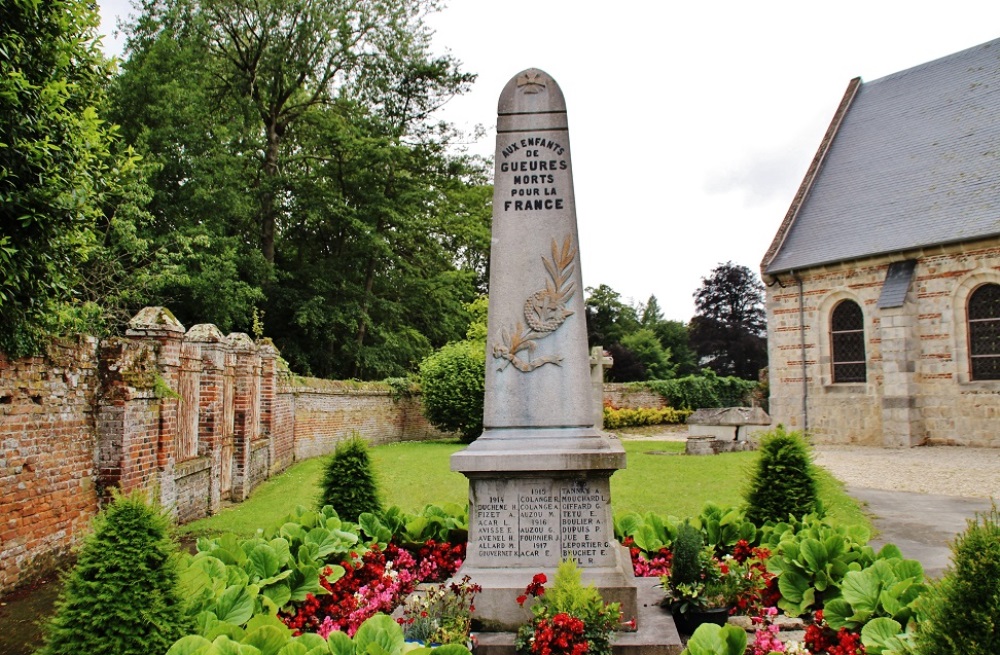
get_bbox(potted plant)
[515,559,629,655]
[661,523,753,635]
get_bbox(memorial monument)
[450,69,641,633]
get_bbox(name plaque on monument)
[468,479,615,567]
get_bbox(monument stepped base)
[472,584,683,655]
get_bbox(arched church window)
[831,300,866,383]
[968,283,1000,380]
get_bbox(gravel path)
[813,444,1000,500]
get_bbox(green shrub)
[915,503,1000,655]
[744,425,819,526]
[38,491,191,655]
[419,340,485,443]
[670,522,704,586]
[642,371,758,410]
[318,433,382,521]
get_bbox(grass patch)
[181,439,870,538]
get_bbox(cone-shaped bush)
[38,491,190,655]
[916,503,1000,655]
[318,433,381,520]
[743,425,818,525]
[670,522,704,586]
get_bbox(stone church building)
[761,37,1000,448]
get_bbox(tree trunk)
[260,121,282,264]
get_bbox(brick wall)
[287,378,444,460]
[0,337,101,594]
[766,239,1000,446]
[0,307,448,594]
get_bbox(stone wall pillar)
[228,333,261,502]
[95,307,186,508]
[879,307,924,446]
[187,324,227,514]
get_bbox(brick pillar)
[257,339,283,473]
[187,324,226,514]
[879,308,924,447]
[117,307,185,508]
[228,333,260,502]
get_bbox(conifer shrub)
[670,522,704,586]
[743,425,819,525]
[38,491,190,655]
[915,503,1000,655]
[318,433,382,521]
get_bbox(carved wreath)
[493,236,576,372]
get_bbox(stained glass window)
[968,284,1000,380]
[831,301,866,383]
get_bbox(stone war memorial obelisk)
[451,71,675,651]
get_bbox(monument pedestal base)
[471,583,684,655]
[459,545,639,631]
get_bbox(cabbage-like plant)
[822,547,926,631]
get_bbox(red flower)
[517,594,528,606]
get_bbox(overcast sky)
[96,0,1000,322]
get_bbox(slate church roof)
[763,37,1000,276]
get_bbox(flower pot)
[671,606,731,635]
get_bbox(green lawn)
[180,438,869,538]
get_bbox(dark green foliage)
[419,340,485,443]
[38,491,190,655]
[319,434,382,521]
[670,522,704,586]
[689,262,767,380]
[916,504,1000,655]
[743,426,819,525]
[585,284,640,348]
[643,371,759,410]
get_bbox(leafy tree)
[38,491,191,655]
[318,434,381,520]
[690,262,767,380]
[0,0,150,355]
[585,284,640,348]
[620,329,676,380]
[112,0,491,376]
[654,319,699,376]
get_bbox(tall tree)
[112,0,490,378]
[689,261,767,379]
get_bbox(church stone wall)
[766,239,1000,447]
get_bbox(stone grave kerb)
[450,69,637,632]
